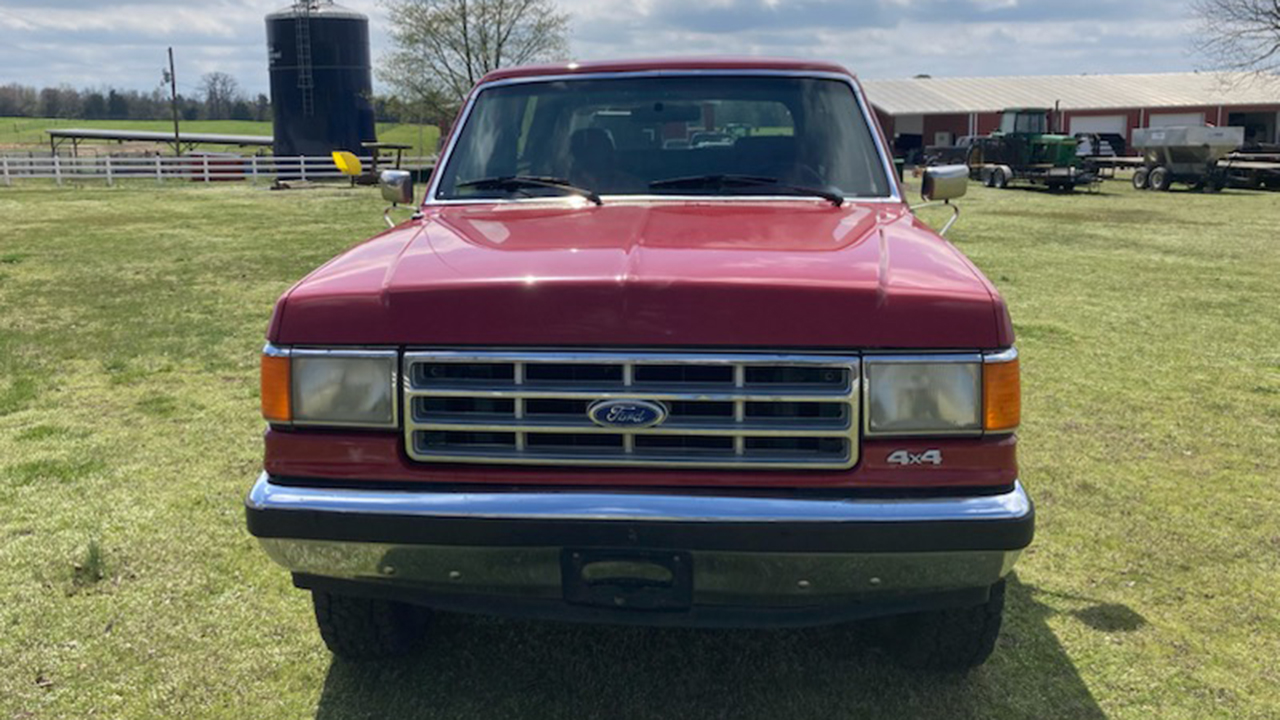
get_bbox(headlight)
[865,350,1019,436]
[261,346,398,428]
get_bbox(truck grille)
[403,351,860,469]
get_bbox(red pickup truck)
[246,57,1032,671]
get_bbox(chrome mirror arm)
[383,205,421,228]
[909,199,961,237]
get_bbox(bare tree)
[199,71,243,120]
[1192,0,1280,76]
[380,0,570,125]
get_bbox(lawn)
[1,176,1278,719]
[0,116,441,157]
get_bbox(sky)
[0,0,1201,96]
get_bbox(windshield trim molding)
[423,194,905,207]
[424,69,903,207]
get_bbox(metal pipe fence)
[0,155,436,186]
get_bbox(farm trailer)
[1131,126,1280,192]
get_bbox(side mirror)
[380,170,414,205]
[921,164,968,202]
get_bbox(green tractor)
[968,108,1097,192]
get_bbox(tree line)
[0,75,272,123]
[0,76,461,126]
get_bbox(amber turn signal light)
[983,356,1020,432]
[261,353,292,424]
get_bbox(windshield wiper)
[648,174,844,207]
[455,175,603,205]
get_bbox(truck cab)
[246,58,1033,671]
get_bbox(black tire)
[983,169,996,188]
[883,580,1006,672]
[312,590,430,660]
[992,167,1008,189]
[1132,167,1149,190]
[1149,166,1172,192]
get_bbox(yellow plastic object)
[332,151,363,177]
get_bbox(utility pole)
[166,47,181,156]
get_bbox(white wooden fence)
[0,155,436,186]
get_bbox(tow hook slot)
[562,549,693,610]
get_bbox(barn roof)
[861,72,1280,115]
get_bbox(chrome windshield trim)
[424,69,901,206]
[424,195,904,207]
[478,68,862,88]
[248,473,1031,525]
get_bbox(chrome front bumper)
[246,474,1033,624]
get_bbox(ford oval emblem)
[587,399,668,429]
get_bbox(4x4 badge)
[887,449,943,466]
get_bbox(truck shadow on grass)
[314,577,1112,720]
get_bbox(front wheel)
[312,591,431,660]
[883,580,1006,671]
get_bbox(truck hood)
[270,200,1011,349]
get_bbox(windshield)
[434,76,892,201]
[1001,111,1047,134]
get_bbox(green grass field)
[0,116,441,156]
[1,177,1278,719]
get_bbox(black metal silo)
[267,1,377,158]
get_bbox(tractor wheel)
[1149,167,1173,192]
[1132,167,1149,190]
[992,167,1009,189]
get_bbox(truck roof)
[479,57,856,84]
